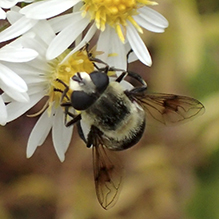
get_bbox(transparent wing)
[92,145,123,209]
[132,93,205,125]
[89,126,123,210]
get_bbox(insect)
[55,48,205,210]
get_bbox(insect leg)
[65,114,82,127]
[122,71,148,98]
[54,101,70,125]
[55,78,70,102]
[84,43,110,72]
[115,70,147,90]
[125,49,147,88]
[126,49,133,64]
[126,71,147,87]
[115,72,128,83]
[53,88,65,96]
[77,122,87,143]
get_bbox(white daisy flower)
[20,0,169,67]
[0,35,38,125]
[4,24,100,161]
[0,0,33,19]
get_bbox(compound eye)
[71,91,96,110]
[90,71,109,93]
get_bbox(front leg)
[65,114,82,127]
[115,71,128,82]
[61,102,79,126]
[55,78,70,103]
[115,70,147,89]
[126,71,147,87]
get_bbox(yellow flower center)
[82,0,157,43]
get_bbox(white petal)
[52,107,73,162]
[0,16,37,42]
[134,15,166,33]
[0,8,6,19]
[5,61,47,79]
[26,85,45,96]
[22,73,47,85]
[1,93,12,103]
[104,28,127,70]
[19,35,48,57]
[6,6,23,24]
[49,12,80,33]
[138,7,169,28]
[46,17,89,60]
[0,81,29,102]
[0,47,38,62]
[61,23,97,64]
[6,92,44,122]
[1,91,30,103]
[20,0,80,19]
[0,0,17,8]
[26,109,53,158]
[96,25,112,63]
[0,63,28,92]
[31,20,56,46]
[22,0,35,3]
[0,95,7,125]
[126,23,152,66]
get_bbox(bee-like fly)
[55,49,204,210]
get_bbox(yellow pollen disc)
[82,0,158,42]
[109,6,119,14]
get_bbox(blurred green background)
[0,0,219,218]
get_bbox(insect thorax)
[81,82,146,149]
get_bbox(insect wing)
[92,139,123,210]
[133,93,205,125]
